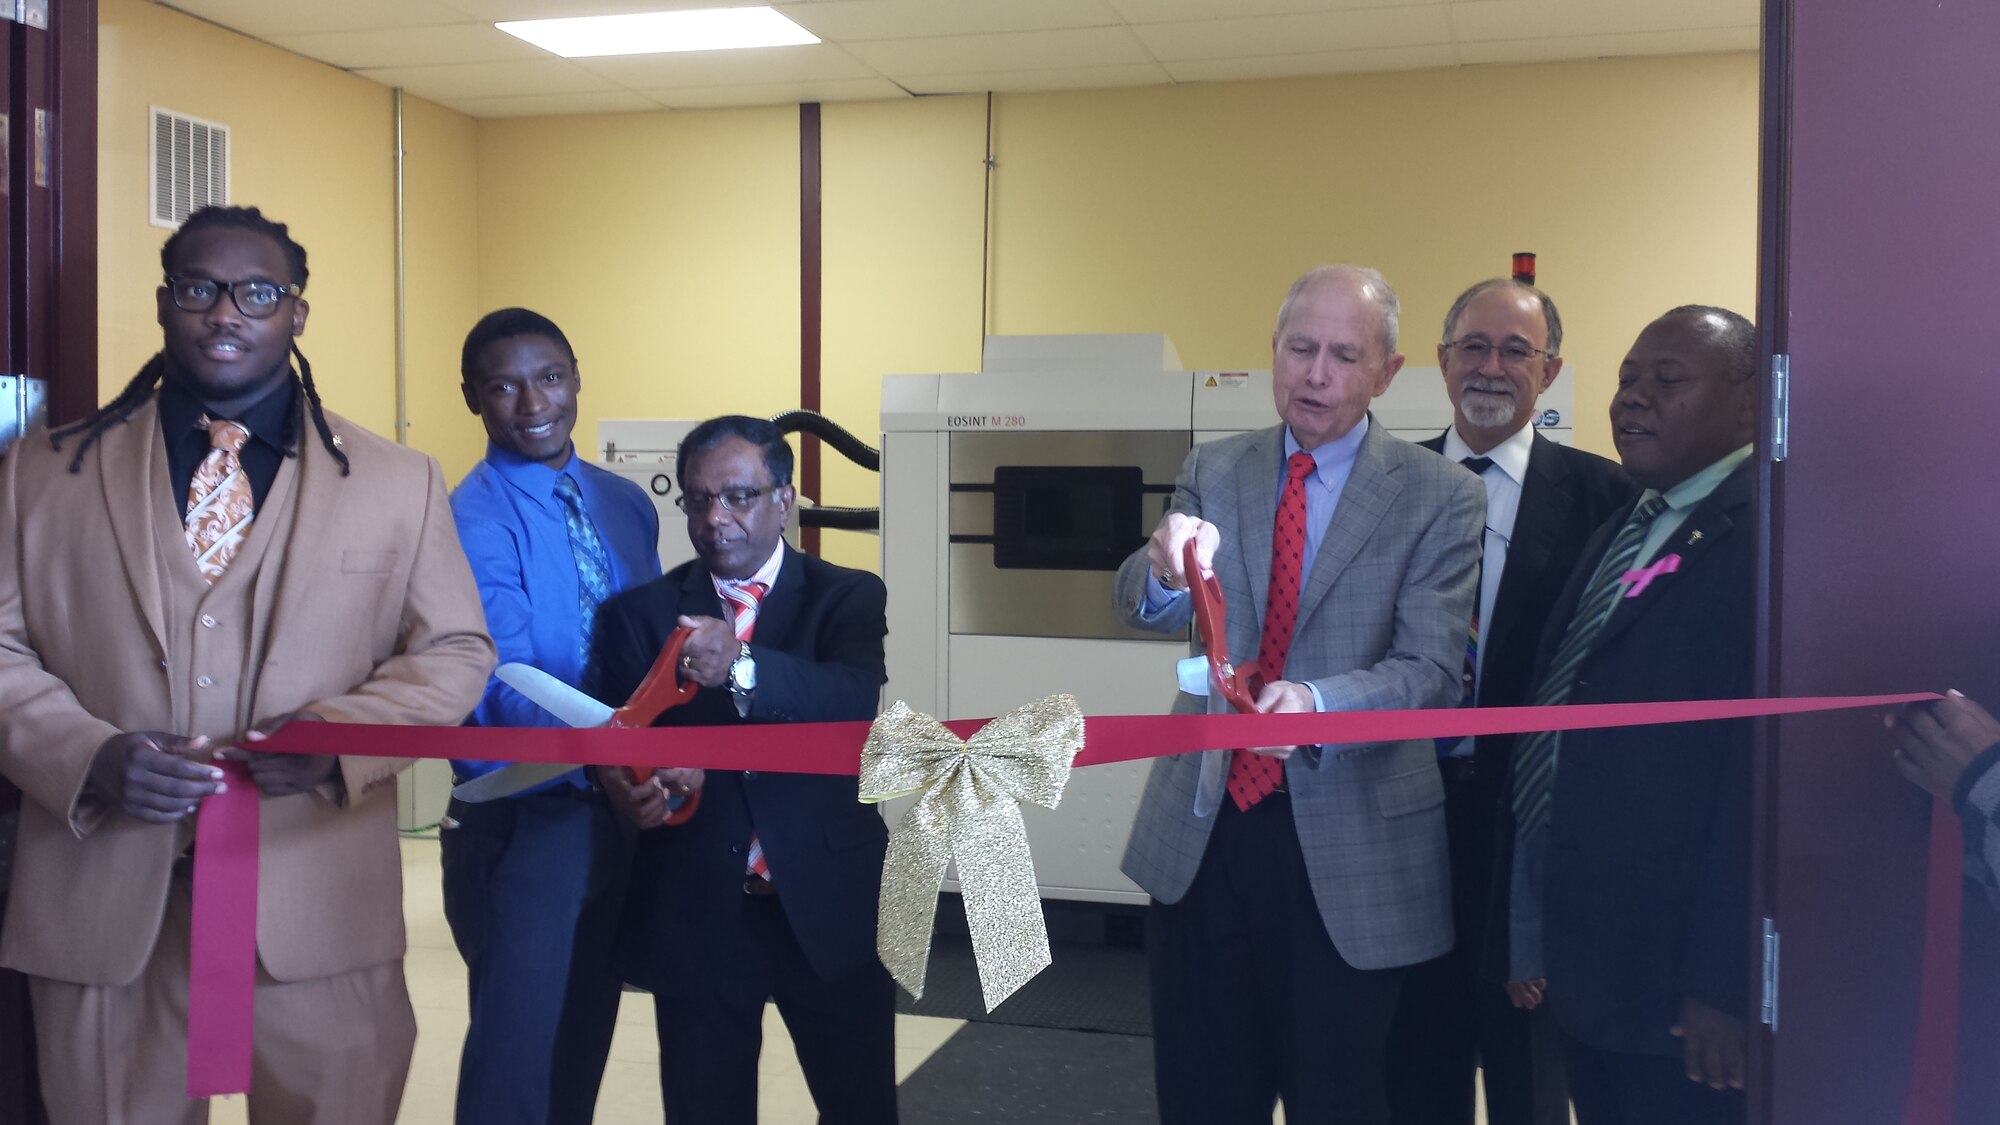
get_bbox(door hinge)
[1769,354,1789,462]
[0,375,47,455]
[1,1,49,29]
[1761,917,1781,1031]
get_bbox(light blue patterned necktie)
[553,473,615,666]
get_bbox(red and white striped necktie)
[721,581,772,880]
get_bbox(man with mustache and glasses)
[1389,279,1630,1125]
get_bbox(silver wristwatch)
[727,641,757,704]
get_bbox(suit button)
[200,614,218,628]
[743,770,756,780]
[196,675,215,689]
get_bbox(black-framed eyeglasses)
[1445,337,1555,367]
[675,485,780,514]
[165,276,303,320]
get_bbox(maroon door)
[0,3,94,1122]
[1754,1,2000,1122]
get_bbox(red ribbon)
[189,690,1948,1099]
[187,758,258,1098]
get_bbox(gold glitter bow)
[860,694,1085,1011]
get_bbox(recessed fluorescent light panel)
[496,7,820,58]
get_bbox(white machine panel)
[885,371,1191,433]
[597,419,700,574]
[945,634,1183,904]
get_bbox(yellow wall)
[984,54,1760,455]
[98,0,478,463]
[400,97,483,481]
[818,96,989,570]
[103,4,1757,569]
[472,107,801,445]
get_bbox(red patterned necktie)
[1226,450,1317,811]
[720,580,772,879]
[184,417,255,584]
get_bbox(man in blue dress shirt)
[443,308,661,1124]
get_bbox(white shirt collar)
[1442,420,1534,486]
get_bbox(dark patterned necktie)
[1510,494,1671,836]
[553,474,614,667]
[1226,451,1317,812]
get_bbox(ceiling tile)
[1165,42,1458,81]
[266,24,548,70]
[846,26,1152,75]
[435,0,757,19]
[1450,0,1758,42]
[895,62,1173,96]
[574,43,876,88]
[1134,5,1450,62]
[159,0,471,38]
[1455,26,1757,64]
[778,0,1121,42]
[1107,0,1439,22]
[430,89,668,118]
[648,76,910,106]
[355,58,623,99]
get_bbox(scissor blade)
[451,761,582,803]
[495,663,615,729]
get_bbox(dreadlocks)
[49,204,349,476]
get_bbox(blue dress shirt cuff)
[1140,570,1184,616]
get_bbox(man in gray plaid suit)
[1113,264,1484,1125]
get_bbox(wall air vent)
[149,107,229,229]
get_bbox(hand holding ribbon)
[859,695,1084,1010]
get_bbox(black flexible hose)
[770,410,880,473]
[799,505,880,532]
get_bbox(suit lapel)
[751,548,805,644]
[1296,420,1398,629]
[264,412,345,642]
[1488,434,1569,633]
[98,398,171,659]
[680,560,722,619]
[1588,465,1750,654]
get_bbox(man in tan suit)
[0,205,494,1124]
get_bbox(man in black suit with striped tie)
[1496,306,1759,1125]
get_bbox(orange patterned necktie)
[185,417,255,584]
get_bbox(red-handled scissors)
[1183,538,1263,713]
[453,625,705,824]
[610,625,703,824]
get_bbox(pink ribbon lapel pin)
[1621,553,1681,598]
